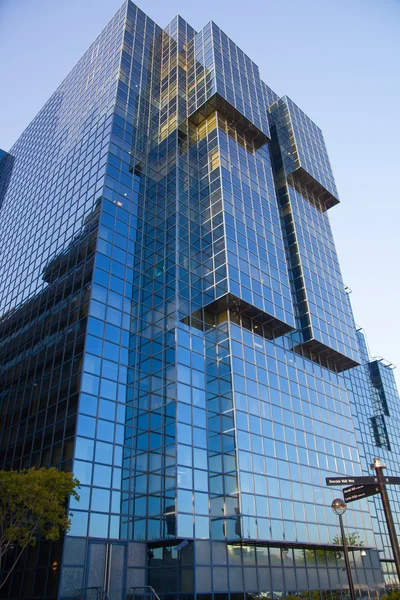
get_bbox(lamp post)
[332,498,356,600]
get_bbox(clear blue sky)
[1,0,399,383]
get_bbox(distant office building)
[0,2,398,599]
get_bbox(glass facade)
[0,3,398,600]
[346,332,400,588]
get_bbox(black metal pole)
[339,512,357,600]
[373,459,400,580]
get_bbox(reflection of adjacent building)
[0,201,100,597]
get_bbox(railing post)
[130,585,161,600]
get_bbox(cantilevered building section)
[0,2,398,599]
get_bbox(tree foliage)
[382,590,400,600]
[0,467,79,589]
[310,591,342,600]
[332,530,364,547]
[304,531,365,567]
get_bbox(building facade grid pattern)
[0,2,398,600]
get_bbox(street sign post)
[372,459,400,580]
[325,458,400,580]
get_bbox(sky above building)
[0,0,399,384]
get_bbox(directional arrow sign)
[326,475,400,487]
[326,476,378,487]
[343,484,380,504]
[382,477,400,485]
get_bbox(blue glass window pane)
[177,514,193,538]
[97,419,114,442]
[192,388,205,408]
[103,341,119,360]
[99,398,116,420]
[95,441,113,465]
[81,374,100,397]
[194,492,209,514]
[100,379,117,400]
[69,511,89,537]
[70,486,90,511]
[85,335,102,357]
[77,415,96,438]
[193,428,207,448]
[178,423,192,444]
[79,394,98,417]
[105,323,120,343]
[109,516,120,539]
[194,516,209,539]
[112,468,122,489]
[89,513,109,538]
[84,354,102,375]
[102,360,119,380]
[75,437,94,461]
[93,464,112,488]
[91,488,110,512]
[87,317,105,338]
[194,469,208,492]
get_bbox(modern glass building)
[0,2,399,599]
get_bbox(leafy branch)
[0,467,79,590]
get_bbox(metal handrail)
[79,583,160,600]
[79,586,112,600]
[130,585,161,600]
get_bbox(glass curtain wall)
[0,2,398,599]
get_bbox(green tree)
[382,590,400,600]
[332,530,364,546]
[310,591,342,600]
[304,532,364,566]
[0,467,79,590]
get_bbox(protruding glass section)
[269,96,339,209]
[187,22,271,148]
